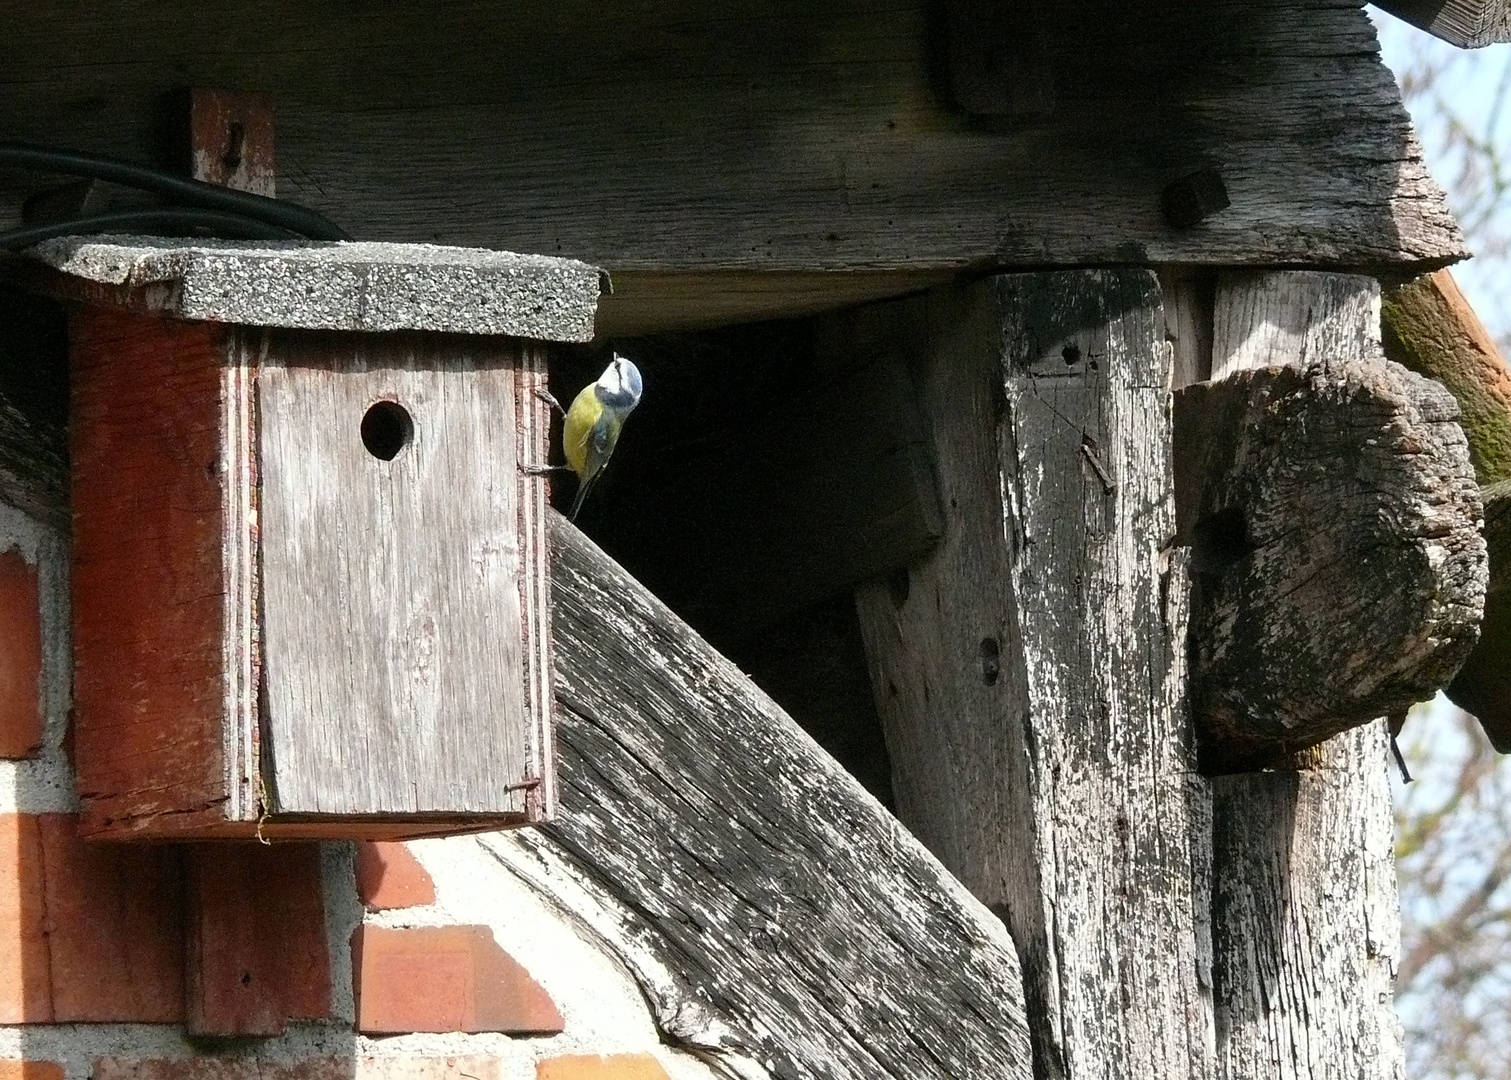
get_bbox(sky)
[1373,9,1511,343]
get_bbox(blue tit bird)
[563,354,643,521]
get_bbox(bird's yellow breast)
[562,384,605,477]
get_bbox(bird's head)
[596,354,643,411]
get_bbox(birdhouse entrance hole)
[361,399,414,461]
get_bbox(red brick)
[0,549,43,758]
[0,1062,66,1080]
[355,842,436,910]
[535,1056,672,1080]
[185,843,332,1035]
[352,924,563,1035]
[93,1058,352,1080]
[0,815,50,1021]
[39,814,184,1022]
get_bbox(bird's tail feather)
[568,477,594,522]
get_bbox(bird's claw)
[533,387,567,418]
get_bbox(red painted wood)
[0,549,42,758]
[185,843,332,1036]
[70,309,235,836]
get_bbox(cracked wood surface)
[1204,271,1406,1080]
[485,514,1032,1080]
[1175,360,1485,770]
[849,273,1214,1080]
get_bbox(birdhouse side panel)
[256,331,542,817]
[70,309,249,835]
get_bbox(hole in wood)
[1062,344,1081,366]
[361,400,414,461]
[1191,505,1251,577]
[980,636,1001,685]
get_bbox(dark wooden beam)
[1450,481,1511,748]
[0,0,1462,334]
[1174,359,1486,772]
[483,513,1033,1080]
[1373,0,1511,47]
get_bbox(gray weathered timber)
[852,275,1214,1080]
[0,390,65,528]
[1174,362,1485,770]
[1204,271,1405,1080]
[1373,0,1511,46]
[0,0,1462,333]
[24,237,602,341]
[257,331,547,815]
[1212,726,1404,1080]
[482,514,1032,1080]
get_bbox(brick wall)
[0,499,719,1080]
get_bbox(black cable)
[0,141,350,241]
[0,208,301,250]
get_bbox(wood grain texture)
[1174,361,1485,770]
[69,309,236,836]
[1382,268,1511,487]
[1372,0,1511,46]
[184,843,331,1036]
[0,0,1462,334]
[0,390,65,529]
[1203,271,1405,1080]
[258,331,541,816]
[189,87,277,197]
[1211,726,1404,1080]
[852,275,1214,1080]
[484,513,1033,1080]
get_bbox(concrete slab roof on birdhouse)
[24,236,605,341]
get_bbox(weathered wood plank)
[483,513,1032,1080]
[1174,360,1485,770]
[851,275,1213,1080]
[1204,270,1405,1080]
[258,331,543,816]
[69,309,238,836]
[1372,0,1511,47]
[0,0,1462,332]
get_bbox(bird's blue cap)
[598,354,643,410]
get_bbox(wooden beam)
[1202,271,1405,1080]
[1372,0,1511,47]
[1381,268,1511,748]
[1449,481,1511,748]
[0,0,1462,334]
[188,87,276,197]
[483,513,1033,1080]
[1174,360,1485,771]
[848,274,1213,1079]
[1382,269,1511,487]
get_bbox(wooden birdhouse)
[29,237,602,840]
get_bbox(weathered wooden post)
[849,271,1215,1080]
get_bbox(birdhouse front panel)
[45,238,596,840]
[257,331,545,817]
